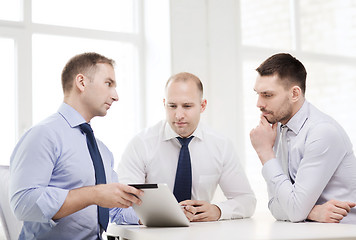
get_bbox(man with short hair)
[10,52,143,239]
[250,53,356,224]
[118,72,256,222]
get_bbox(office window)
[32,0,136,33]
[0,0,141,167]
[0,38,16,165]
[240,0,292,50]
[240,0,356,213]
[0,0,22,21]
[300,0,356,57]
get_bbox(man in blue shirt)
[10,52,143,239]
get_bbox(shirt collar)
[163,121,203,141]
[285,100,309,135]
[58,102,87,128]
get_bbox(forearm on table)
[217,194,256,220]
[263,160,314,222]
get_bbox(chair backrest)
[0,165,22,240]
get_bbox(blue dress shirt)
[10,103,137,240]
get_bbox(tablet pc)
[129,183,190,227]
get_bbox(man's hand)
[53,183,143,220]
[250,115,278,164]
[307,199,356,223]
[180,204,197,221]
[180,200,221,222]
[93,183,143,208]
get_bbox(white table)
[106,213,356,240]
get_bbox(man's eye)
[106,82,111,86]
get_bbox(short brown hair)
[165,72,204,98]
[256,53,307,94]
[61,52,115,93]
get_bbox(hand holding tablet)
[129,183,190,227]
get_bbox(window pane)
[32,0,136,33]
[0,38,16,165]
[240,0,292,50]
[32,34,138,166]
[0,0,21,21]
[304,60,356,145]
[300,0,356,57]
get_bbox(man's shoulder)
[137,120,165,138]
[307,103,342,129]
[200,122,229,139]
[305,103,350,141]
[199,122,232,146]
[28,112,65,134]
[12,112,68,157]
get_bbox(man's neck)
[63,96,92,123]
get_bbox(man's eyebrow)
[254,89,274,94]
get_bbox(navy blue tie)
[80,123,109,231]
[173,136,194,202]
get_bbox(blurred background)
[1,1,356,233]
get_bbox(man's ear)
[200,99,207,113]
[163,98,166,107]
[290,86,302,102]
[75,74,85,92]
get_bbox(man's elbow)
[238,195,257,218]
[10,197,26,221]
[10,191,40,222]
[272,210,307,223]
[246,196,257,217]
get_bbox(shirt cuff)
[110,207,139,225]
[214,202,230,220]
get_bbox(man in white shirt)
[118,72,256,222]
[250,53,356,224]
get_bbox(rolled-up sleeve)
[10,125,68,223]
[110,207,139,225]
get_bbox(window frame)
[0,0,146,140]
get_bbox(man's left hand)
[180,200,221,222]
[307,199,356,223]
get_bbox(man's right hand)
[250,115,277,165]
[307,199,356,223]
[94,183,143,208]
[53,183,143,220]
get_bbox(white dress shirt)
[263,101,356,223]
[117,120,256,220]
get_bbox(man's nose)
[112,89,119,102]
[175,107,184,120]
[256,96,264,109]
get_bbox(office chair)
[0,165,22,240]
